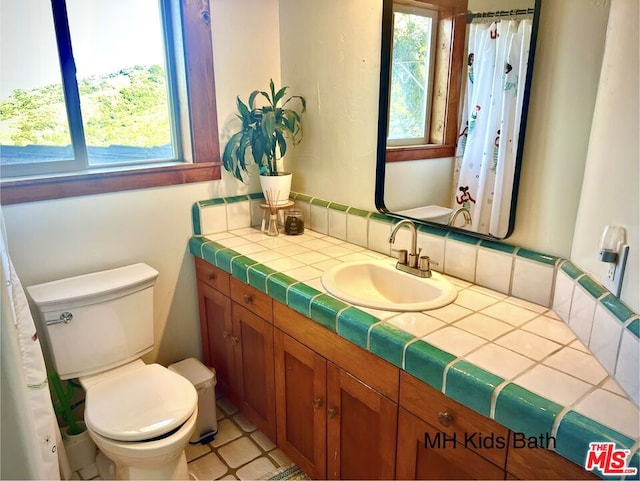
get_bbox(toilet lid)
[84,364,197,442]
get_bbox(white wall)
[571,0,639,312]
[278,0,382,209]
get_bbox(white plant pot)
[259,172,292,206]
[62,422,97,474]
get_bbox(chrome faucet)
[448,206,472,227]
[388,219,436,278]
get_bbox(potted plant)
[222,79,306,205]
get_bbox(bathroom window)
[0,0,220,203]
[388,4,438,147]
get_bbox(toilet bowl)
[80,360,198,479]
[27,263,198,480]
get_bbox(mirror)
[375,0,541,239]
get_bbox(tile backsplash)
[192,192,640,406]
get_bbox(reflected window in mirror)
[388,5,438,147]
[383,0,468,162]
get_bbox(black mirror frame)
[375,0,542,240]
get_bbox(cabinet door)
[232,303,276,441]
[396,408,504,480]
[197,280,235,401]
[274,330,327,480]
[326,362,397,480]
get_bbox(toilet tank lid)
[27,263,159,310]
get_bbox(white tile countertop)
[190,224,639,474]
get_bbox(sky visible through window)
[0,0,174,169]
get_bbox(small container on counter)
[284,209,304,235]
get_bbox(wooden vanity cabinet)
[194,259,276,440]
[195,258,234,401]
[273,304,399,480]
[274,330,327,479]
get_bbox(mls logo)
[585,442,638,476]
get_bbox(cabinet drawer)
[195,257,230,296]
[400,371,508,469]
[230,276,273,323]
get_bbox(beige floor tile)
[236,457,277,480]
[217,437,261,468]
[233,412,257,432]
[250,430,276,451]
[269,448,293,467]
[212,418,243,448]
[189,452,228,480]
[217,398,239,416]
[185,441,212,462]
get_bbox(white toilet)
[28,263,198,480]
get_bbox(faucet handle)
[392,248,408,264]
[419,255,436,272]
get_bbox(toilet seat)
[84,363,197,442]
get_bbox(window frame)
[384,0,467,163]
[0,0,221,205]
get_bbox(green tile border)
[214,248,240,274]
[626,318,640,338]
[310,198,330,207]
[287,283,322,317]
[417,223,448,237]
[369,323,415,368]
[578,276,608,299]
[555,410,636,470]
[248,192,265,200]
[560,260,584,279]
[600,294,635,323]
[198,198,226,207]
[200,241,225,265]
[247,264,276,293]
[494,383,562,439]
[370,212,395,223]
[224,194,250,204]
[516,248,558,266]
[328,202,349,212]
[347,207,370,218]
[192,203,202,235]
[295,193,313,203]
[445,360,504,417]
[404,340,456,391]
[310,294,349,332]
[230,255,257,283]
[479,239,517,254]
[266,273,297,305]
[447,231,480,245]
[336,307,380,350]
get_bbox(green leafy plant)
[222,79,306,181]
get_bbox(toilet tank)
[27,263,159,380]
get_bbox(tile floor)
[186,398,303,480]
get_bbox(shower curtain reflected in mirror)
[454,18,532,237]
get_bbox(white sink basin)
[321,259,457,312]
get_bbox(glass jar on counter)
[284,209,304,235]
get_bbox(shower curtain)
[1,208,60,479]
[454,19,532,237]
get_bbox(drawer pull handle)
[327,408,337,419]
[313,397,323,409]
[243,293,253,303]
[438,411,453,427]
[208,273,216,281]
[231,336,239,344]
